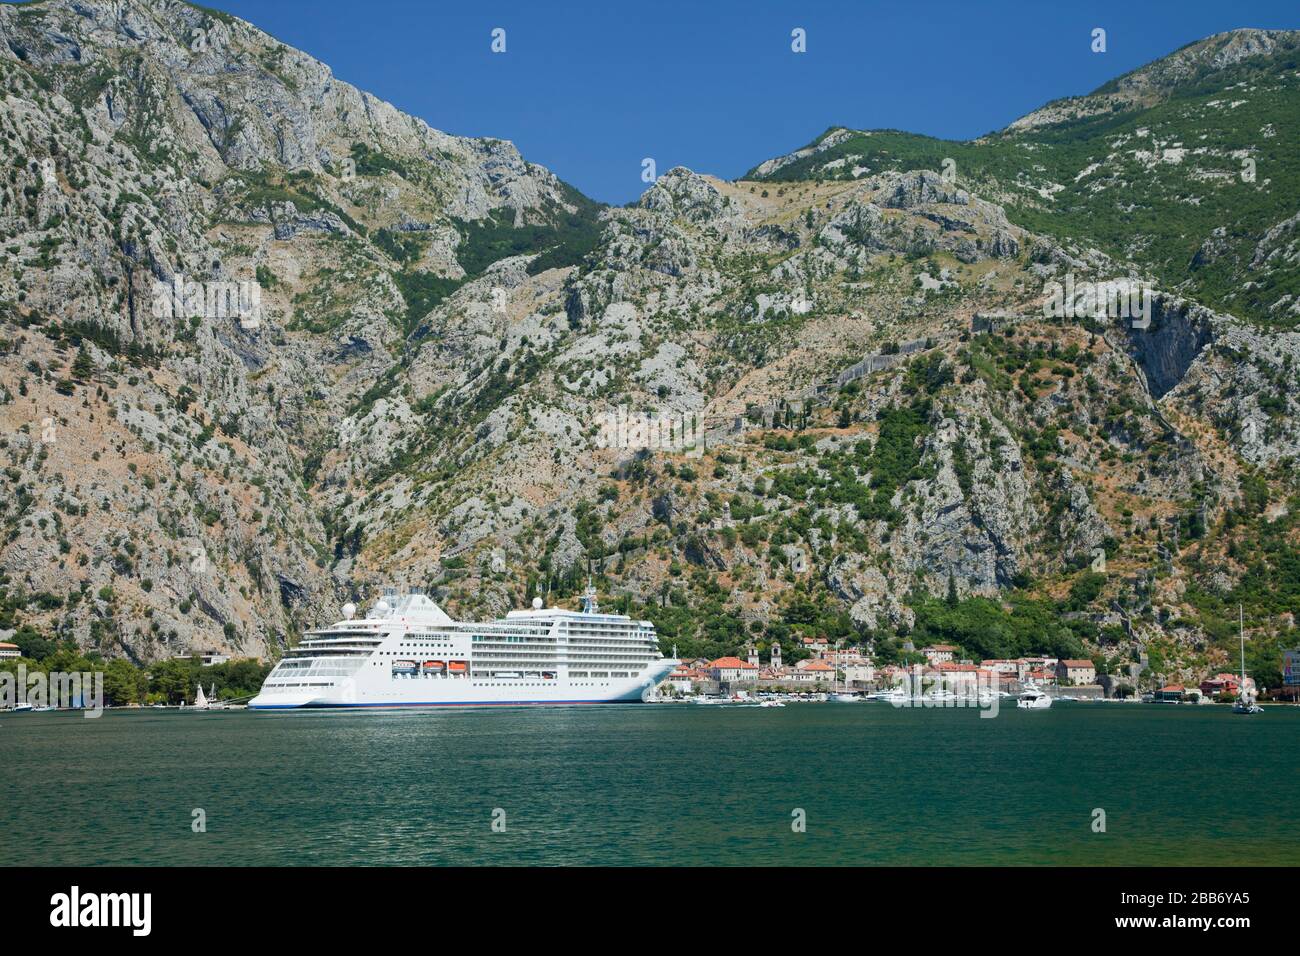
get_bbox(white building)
[707,657,759,683]
[840,658,876,686]
[922,644,958,664]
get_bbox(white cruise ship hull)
[248,588,677,711]
[249,660,678,710]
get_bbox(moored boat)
[1017,683,1052,710]
[1232,605,1263,715]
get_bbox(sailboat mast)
[1240,604,1246,683]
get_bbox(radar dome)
[532,596,543,610]
[373,599,391,616]
[341,602,356,620]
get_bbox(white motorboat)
[1017,684,1053,710]
[872,687,911,703]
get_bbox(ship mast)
[581,575,598,614]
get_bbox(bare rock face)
[817,173,1023,268]
[879,170,970,209]
[0,0,600,661]
[1055,471,1113,558]
[641,168,738,227]
[826,555,913,632]
[891,400,1035,595]
[1155,298,1300,467]
[1120,295,1215,399]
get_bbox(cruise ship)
[247,586,678,709]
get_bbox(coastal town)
[661,638,1256,705]
[2,626,1268,711]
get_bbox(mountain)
[750,29,1300,330]
[1,1,1296,691]
[0,0,599,660]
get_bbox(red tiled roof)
[1060,659,1094,668]
[709,657,757,669]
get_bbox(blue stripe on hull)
[249,698,643,710]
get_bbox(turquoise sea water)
[1,702,1296,866]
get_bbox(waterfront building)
[1056,659,1097,686]
[922,644,958,664]
[794,659,835,684]
[840,658,876,686]
[172,650,231,666]
[706,656,759,683]
[666,665,701,694]
[1200,673,1240,698]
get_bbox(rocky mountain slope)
[1,1,1296,689]
[753,29,1300,331]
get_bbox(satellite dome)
[532,596,543,610]
[341,602,356,620]
[373,599,391,616]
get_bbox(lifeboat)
[422,660,445,672]
[447,661,467,674]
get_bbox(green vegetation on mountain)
[751,32,1300,329]
[454,183,604,276]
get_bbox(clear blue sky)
[208,1,1298,204]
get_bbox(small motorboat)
[1017,684,1053,710]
